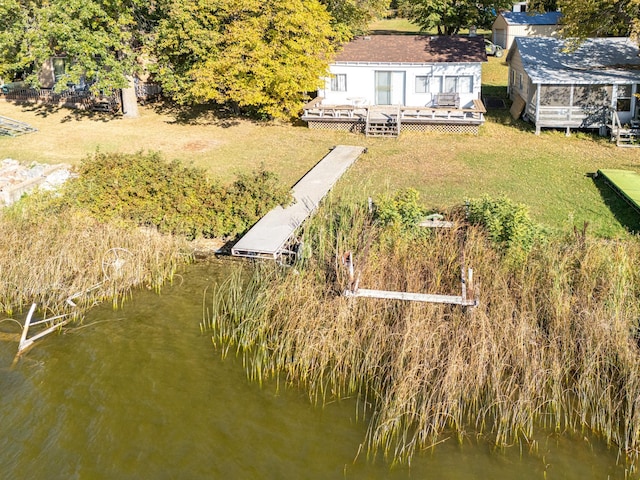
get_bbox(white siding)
[492,16,509,48]
[320,63,482,108]
[504,25,559,50]
[507,49,527,99]
[493,13,560,50]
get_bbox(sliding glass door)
[375,71,405,105]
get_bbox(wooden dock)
[231,145,366,260]
[344,288,478,306]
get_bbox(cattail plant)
[205,194,640,468]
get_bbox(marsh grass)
[0,199,190,318]
[205,196,640,468]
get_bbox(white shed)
[492,11,562,50]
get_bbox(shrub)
[64,151,291,239]
[374,188,427,228]
[466,195,544,265]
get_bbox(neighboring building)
[512,1,528,12]
[38,57,68,89]
[303,35,488,136]
[492,11,562,50]
[507,36,640,135]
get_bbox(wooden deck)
[0,115,37,137]
[301,97,486,135]
[231,145,366,260]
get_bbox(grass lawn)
[1,56,638,238]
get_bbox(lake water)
[0,260,633,479]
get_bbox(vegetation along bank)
[205,191,640,469]
[0,151,291,317]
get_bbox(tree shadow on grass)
[484,109,536,133]
[590,172,640,234]
[150,100,243,128]
[17,102,117,123]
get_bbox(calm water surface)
[0,260,633,479]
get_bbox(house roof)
[510,37,640,85]
[334,35,487,64]
[499,11,562,25]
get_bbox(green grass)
[368,17,422,34]
[1,57,638,238]
[368,17,492,36]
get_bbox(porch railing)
[302,97,485,123]
[533,105,609,128]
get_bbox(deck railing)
[302,98,485,123]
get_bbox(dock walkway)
[231,145,366,260]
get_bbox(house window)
[52,57,66,82]
[617,84,633,111]
[510,70,516,87]
[518,73,523,90]
[415,76,429,93]
[458,76,473,94]
[444,76,473,94]
[430,76,443,93]
[330,74,347,91]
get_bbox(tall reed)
[205,197,640,467]
[0,204,190,317]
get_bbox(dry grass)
[1,56,639,238]
[204,198,640,468]
[0,204,190,316]
[0,101,349,186]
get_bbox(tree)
[0,0,153,117]
[527,0,558,12]
[557,0,640,39]
[320,0,391,37]
[398,0,513,35]
[152,0,338,120]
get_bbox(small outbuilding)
[492,11,562,50]
[507,37,640,138]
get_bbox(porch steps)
[610,112,640,148]
[366,106,400,137]
[615,128,640,148]
[0,115,37,137]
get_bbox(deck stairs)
[610,111,640,148]
[0,115,37,137]
[366,106,400,137]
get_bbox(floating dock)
[231,145,366,260]
[597,169,640,213]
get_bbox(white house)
[492,11,562,50]
[318,35,485,109]
[507,36,640,135]
[303,35,487,136]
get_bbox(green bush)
[374,188,427,228]
[64,151,291,239]
[466,195,544,265]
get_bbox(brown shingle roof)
[334,35,487,64]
